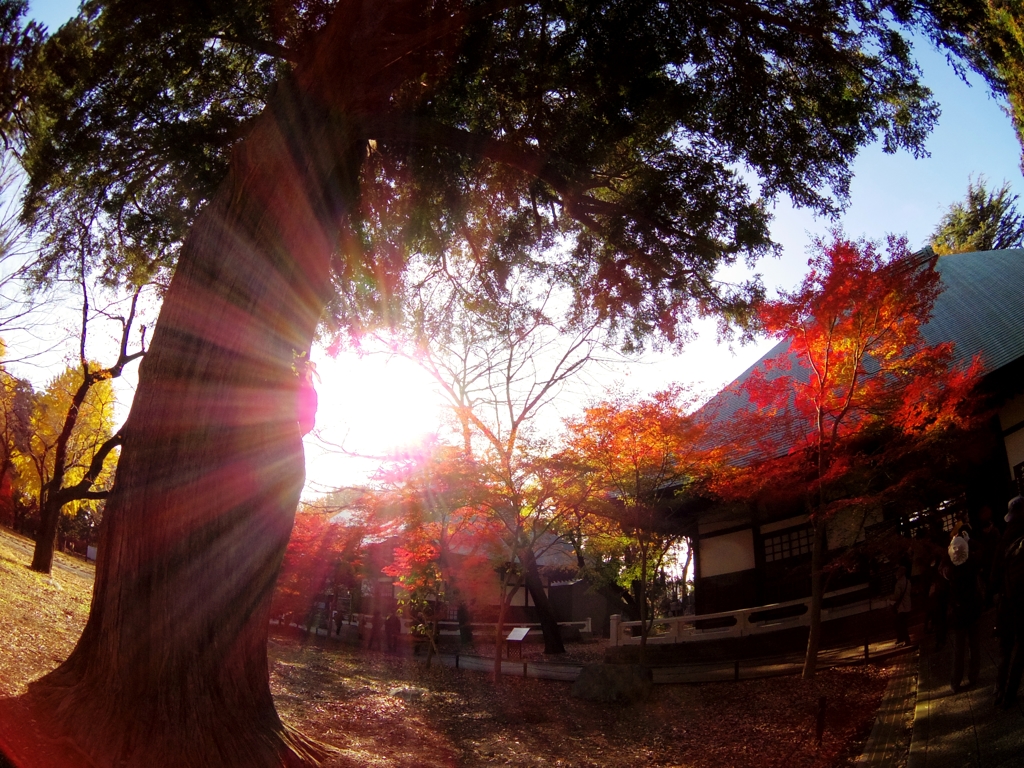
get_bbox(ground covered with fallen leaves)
[270,633,891,768]
[0,528,892,767]
[0,529,95,697]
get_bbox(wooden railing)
[271,614,592,639]
[610,584,886,646]
[431,617,592,638]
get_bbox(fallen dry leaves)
[0,528,891,767]
[0,529,93,697]
[269,632,892,768]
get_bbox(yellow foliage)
[12,364,117,517]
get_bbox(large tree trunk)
[9,49,365,768]
[520,546,566,655]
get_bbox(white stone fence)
[610,583,888,646]
[429,617,591,638]
[272,613,591,639]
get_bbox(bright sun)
[302,349,445,492]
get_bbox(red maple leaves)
[719,234,982,508]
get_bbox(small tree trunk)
[30,372,90,575]
[520,547,565,655]
[802,519,828,679]
[493,581,513,684]
[423,608,443,668]
[424,616,435,668]
[570,531,586,570]
[681,538,693,601]
[638,540,649,667]
[30,487,60,574]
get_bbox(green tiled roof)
[925,248,1024,374]
[695,248,1024,462]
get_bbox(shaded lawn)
[0,528,890,766]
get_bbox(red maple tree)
[561,386,714,664]
[368,440,503,667]
[271,506,367,632]
[719,234,981,677]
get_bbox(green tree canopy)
[0,0,43,147]
[930,177,1024,255]
[15,0,1024,346]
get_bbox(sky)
[12,1,1024,494]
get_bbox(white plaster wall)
[999,391,1024,433]
[1002,391,1024,482]
[759,515,809,535]
[699,529,756,577]
[1006,428,1024,482]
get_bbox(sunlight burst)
[303,350,445,491]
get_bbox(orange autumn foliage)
[370,441,502,615]
[560,387,713,662]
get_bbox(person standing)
[944,533,983,693]
[892,565,912,647]
[385,612,401,653]
[927,565,950,651]
[993,496,1024,707]
[974,505,1002,596]
[368,609,383,651]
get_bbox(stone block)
[571,663,653,703]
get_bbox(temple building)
[689,248,1024,615]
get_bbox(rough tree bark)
[14,11,377,765]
